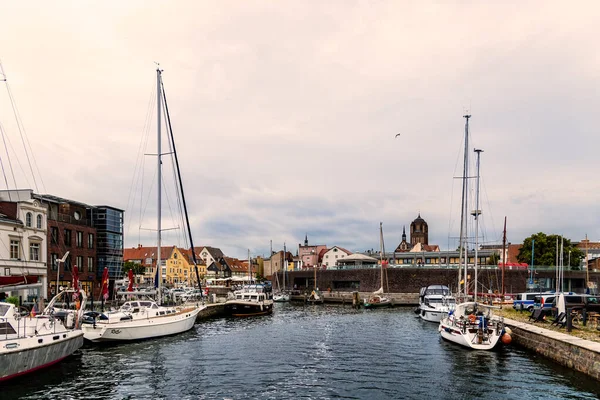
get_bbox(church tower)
[395,226,410,252]
[410,213,428,245]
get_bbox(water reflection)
[3,305,600,399]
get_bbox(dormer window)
[26,212,32,227]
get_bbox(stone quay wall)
[286,268,599,294]
[505,318,600,381]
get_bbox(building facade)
[298,235,327,268]
[0,197,48,300]
[91,206,124,281]
[322,246,352,267]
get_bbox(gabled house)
[322,246,353,267]
[196,246,225,267]
[206,257,231,279]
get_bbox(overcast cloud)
[1,1,599,258]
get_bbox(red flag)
[72,266,80,300]
[101,267,109,300]
[127,269,134,292]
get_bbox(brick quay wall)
[285,268,600,294]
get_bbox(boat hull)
[364,300,392,309]
[0,330,84,381]
[438,319,502,350]
[82,307,201,342]
[419,308,448,323]
[224,301,273,317]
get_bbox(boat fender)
[468,314,477,324]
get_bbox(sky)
[0,1,599,259]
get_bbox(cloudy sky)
[1,1,598,259]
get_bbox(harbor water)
[4,304,600,399]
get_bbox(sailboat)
[273,243,290,302]
[438,114,504,350]
[81,68,204,342]
[364,222,392,309]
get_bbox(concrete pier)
[290,292,419,306]
[505,318,600,381]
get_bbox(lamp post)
[55,251,70,294]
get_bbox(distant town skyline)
[1,2,598,259]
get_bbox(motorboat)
[273,292,290,302]
[225,284,273,317]
[438,302,504,350]
[0,290,85,381]
[418,285,455,322]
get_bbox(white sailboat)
[82,68,203,342]
[273,243,290,302]
[439,115,504,350]
[364,222,392,308]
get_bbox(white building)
[322,246,352,267]
[0,197,48,300]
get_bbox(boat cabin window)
[0,322,16,335]
[139,301,153,308]
[151,304,159,309]
[0,304,10,316]
[236,295,243,299]
[251,295,258,301]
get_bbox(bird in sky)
[395,133,401,138]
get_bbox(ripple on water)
[3,304,600,399]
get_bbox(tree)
[488,252,500,266]
[122,261,145,276]
[517,232,584,269]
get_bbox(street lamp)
[55,251,70,294]
[568,251,571,269]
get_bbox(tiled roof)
[123,245,174,261]
[226,257,248,272]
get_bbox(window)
[88,257,94,272]
[29,243,40,261]
[76,256,84,272]
[36,214,43,229]
[10,240,20,260]
[51,227,58,244]
[145,257,152,265]
[76,231,83,248]
[88,233,94,249]
[74,211,81,221]
[26,212,32,227]
[64,229,72,246]
[51,253,58,271]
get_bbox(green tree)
[517,232,584,269]
[122,261,145,276]
[488,252,500,266]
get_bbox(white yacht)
[418,285,455,322]
[0,290,85,381]
[81,299,202,342]
[225,284,273,317]
[438,302,504,350]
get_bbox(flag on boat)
[101,267,109,300]
[72,266,80,300]
[127,269,134,292]
[30,302,38,317]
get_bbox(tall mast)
[501,216,507,296]
[458,114,470,298]
[283,242,286,290]
[473,148,483,302]
[248,249,251,283]
[380,222,384,291]
[156,67,162,303]
[586,234,589,290]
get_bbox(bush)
[6,296,19,306]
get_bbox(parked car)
[513,292,547,312]
[551,293,586,317]
[533,294,556,314]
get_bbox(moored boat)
[438,301,504,350]
[225,284,273,317]
[418,285,455,322]
[364,223,392,309]
[81,299,201,342]
[0,289,85,382]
